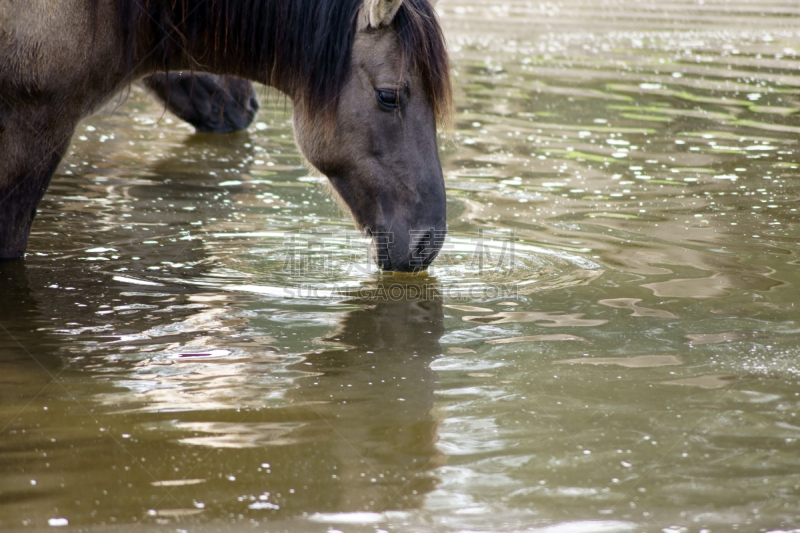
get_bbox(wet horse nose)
[408,227,446,270]
[372,225,447,273]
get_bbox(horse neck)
[127,0,322,98]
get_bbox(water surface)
[2,1,800,532]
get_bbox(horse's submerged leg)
[0,105,77,259]
[143,73,260,133]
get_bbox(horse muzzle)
[369,220,447,273]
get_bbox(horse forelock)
[113,0,451,129]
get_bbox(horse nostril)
[409,229,441,270]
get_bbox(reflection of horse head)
[325,289,445,355]
[286,284,446,513]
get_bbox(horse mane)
[116,0,452,128]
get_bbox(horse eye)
[375,89,400,109]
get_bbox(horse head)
[292,0,451,273]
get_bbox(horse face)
[293,0,447,273]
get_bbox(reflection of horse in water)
[0,0,452,271]
[285,293,446,512]
[0,263,447,520]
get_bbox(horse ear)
[363,0,404,29]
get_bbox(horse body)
[0,0,451,271]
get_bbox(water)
[2,1,800,531]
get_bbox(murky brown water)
[3,1,800,531]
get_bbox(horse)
[0,0,452,272]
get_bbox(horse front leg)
[0,105,76,259]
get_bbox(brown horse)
[0,0,452,272]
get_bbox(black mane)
[117,0,452,126]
